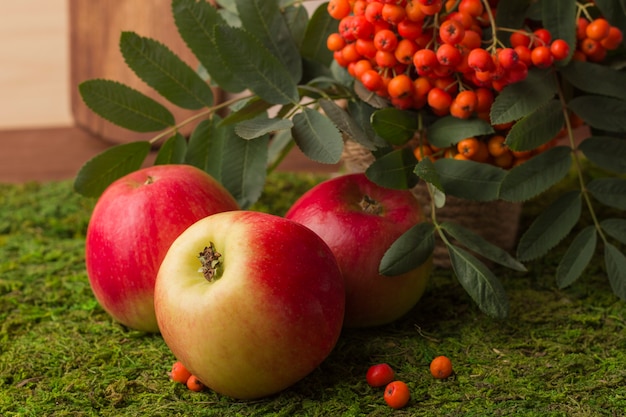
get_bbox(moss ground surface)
[1,171,625,416]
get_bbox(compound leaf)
[379,223,436,276]
[366,148,419,190]
[427,116,494,149]
[291,107,343,164]
[433,158,506,201]
[499,146,572,202]
[568,96,626,133]
[490,68,557,125]
[578,136,626,174]
[556,226,597,289]
[587,178,626,210]
[235,117,293,140]
[505,99,565,151]
[235,0,302,83]
[371,108,419,146]
[220,133,268,208]
[79,80,175,132]
[517,190,582,261]
[120,31,214,109]
[601,218,626,245]
[440,222,526,271]
[447,244,510,319]
[605,243,626,301]
[561,61,626,101]
[154,133,187,165]
[185,118,228,181]
[74,141,151,198]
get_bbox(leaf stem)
[554,72,608,243]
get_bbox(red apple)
[85,164,239,333]
[154,211,345,400]
[285,173,432,328]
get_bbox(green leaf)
[517,190,582,261]
[172,0,246,93]
[235,117,293,140]
[214,24,299,105]
[185,118,227,181]
[499,146,572,202]
[433,158,506,201]
[154,133,187,165]
[268,129,294,167]
[440,222,526,271]
[283,3,309,47]
[587,178,626,210]
[505,99,565,151]
[427,116,494,149]
[490,69,557,125]
[447,245,510,319]
[300,2,336,65]
[578,136,626,174]
[605,243,626,301]
[541,0,576,64]
[347,100,388,148]
[568,96,626,133]
[119,32,214,109]
[74,142,151,198]
[601,218,626,245]
[365,148,419,190]
[414,157,443,191]
[318,99,379,150]
[234,0,302,83]
[78,80,175,132]
[219,98,274,126]
[220,134,269,208]
[560,61,626,101]
[371,108,419,146]
[556,226,597,289]
[291,107,343,164]
[379,223,436,276]
[496,0,530,39]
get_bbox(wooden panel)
[69,0,218,144]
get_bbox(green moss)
[1,172,625,416]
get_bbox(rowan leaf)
[447,244,510,319]
[235,117,293,140]
[74,142,151,198]
[556,226,597,289]
[371,108,419,146]
[300,3,336,65]
[560,61,626,101]
[291,107,343,164]
[587,178,626,210]
[440,222,526,271]
[120,31,214,109]
[366,148,419,190]
[490,69,557,125]
[220,134,269,208]
[433,158,506,201]
[499,146,572,202]
[379,223,436,276]
[568,96,626,133]
[578,136,626,174]
[234,0,302,83]
[185,118,227,181]
[79,80,175,132]
[601,218,626,245]
[505,99,565,151]
[172,0,246,92]
[517,190,582,261]
[427,116,494,149]
[605,243,626,301]
[154,133,187,165]
[214,25,299,105]
[318,99,381,150]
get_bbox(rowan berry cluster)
[574,16,623,62]
[326,0,622,120]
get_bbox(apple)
[85,164,239,333]
[285,173,432,328]
[154,210,345,400]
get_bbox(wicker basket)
[342,139,522,268]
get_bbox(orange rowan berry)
[430,356,453,379]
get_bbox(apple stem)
[198,242,222,282]
[359,194,383,216]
